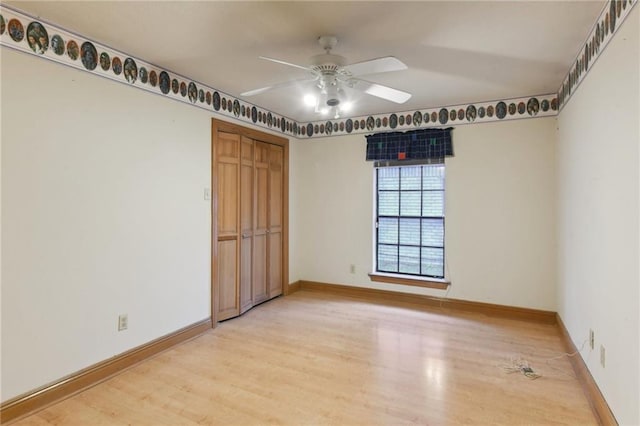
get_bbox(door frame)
[211,119,290,326]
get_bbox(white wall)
[291,117,557,311]
[288,137,301,284]
[1,49,213,401]
[556,6,639,425]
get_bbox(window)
[375,164,445,279]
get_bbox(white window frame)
[369,162,450,289]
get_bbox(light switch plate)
[118,314,128,331]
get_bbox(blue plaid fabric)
[366,128,453,161]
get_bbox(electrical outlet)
[589,329,594,350]
[600,345,605,368]
[349,264,356,274]
[118,314,128,331]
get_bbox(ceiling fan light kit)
[241,35,412,118]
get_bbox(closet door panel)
[268,145,284,298]
[253,234,268,304]
[269,145,283,230]
[268,232,282,298]
[239,138,254,313]
[239,238,252,313]
[215,131,240,320]
[253,142,270,304]
[217,162,238,236]
[217,239,238,321]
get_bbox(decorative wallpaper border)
[300,94,558,138]
[0,2,634,139]
[558,0,637,110]
[0,5,300,137]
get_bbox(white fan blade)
[241,78,316,97]
[344,57,407,77]
[351,79,412,104]
[259,56,311,72]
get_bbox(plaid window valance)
[365,128,454,162]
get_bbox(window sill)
[368,272,450,290]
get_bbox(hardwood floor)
[13,290,597,425]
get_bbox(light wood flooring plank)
[14,290,597,425]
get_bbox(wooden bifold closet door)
[212,120,288,323]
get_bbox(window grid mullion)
[375,169,380,271]
[396,168,401,273]
[419,165,423,275]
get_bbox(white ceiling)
[9,1,605,122]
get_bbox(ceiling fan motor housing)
[310,38,351,109]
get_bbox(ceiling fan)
[241,36,412,118]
